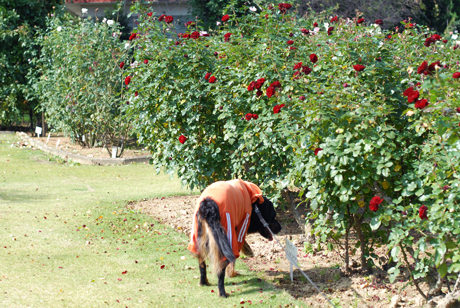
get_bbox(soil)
[127,195,458,308]
[30,133,150,158]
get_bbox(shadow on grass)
[0,188,49,205]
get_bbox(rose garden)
[1,1,460,307]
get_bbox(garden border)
[16,132,151,166]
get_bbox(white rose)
[107,20,114,26]
[57,26,62,32]
[102,18,107,23]
[249,7,257,12]
[81,8,88,14]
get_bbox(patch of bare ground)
[29,133,149,158]
[129,195,459,308]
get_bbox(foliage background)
[0,0,63,128]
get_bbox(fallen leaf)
[122,271,127,275]
[160,265,165,269]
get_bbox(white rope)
[254,205,339,308]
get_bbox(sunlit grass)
[0,134,307,307]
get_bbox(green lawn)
[0,134,307,308]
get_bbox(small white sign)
[285,238,298,281]
[46,133,51,144]
[35,126,42,137]
[56,138,60,149]
[112,146,117,158]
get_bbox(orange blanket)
[188,179,264,258]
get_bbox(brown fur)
[225,240,254,277]
[197,216,224,275]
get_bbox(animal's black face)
[247,197,282,241]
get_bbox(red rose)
[301,28,310,35]
[414,99,428,109]
[293,62,303,70]
[175,41,180,45]
[293,71,300,79]
[256,90,263,97]
[222,14,229,22]
[134,91,138,97]
[191,31,200,39]
[208,76,216,83]
[417,61,428,74]
[375,19,383,25]
[330,15,338,23]
[427,60,441,73]
[224,33,232,42]
[119,61,124,69]
[375,57,382,61]
[287,40,294,45]
[254,78,265,89]
[314,147,323,156]
[289,47,297,50]
[299,95,305,100]
[273,104,285,114]
[302,66,312,75]
[158,14,165,21]
[407,90,419,103]
[419,205,428,220]
[369,196,383,212]
[278,3,292,13]
[247,81,256,91]
[310,54,318,63]
[443,39,448,43]
[327,27,334,35]
[313,22,318,27]
[403,86,414,97]
[129,33,137,41]
[424,37,435,47]
[270,81,281,88]
[205,72,211,80]
[266,86,275,98]
[124,76,131,86]
[245,113,252,121]
[143,59,148,64]
[165,16,173,24]
[147,12,153,17]
[179,135,187,144]
[457,107,460,113]
[357,18,365,24]
[252,114,259,120]
[353,64,365,71]
[453,72,460,79]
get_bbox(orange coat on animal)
[188,179,264,258]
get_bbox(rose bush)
[33,12,132,156]
[123,0,459,298]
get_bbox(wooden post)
[42,111,46,136]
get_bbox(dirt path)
[128,195,442,308]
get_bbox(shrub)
[33,13,132,155]
[125,1,460,298]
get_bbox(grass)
[0,134,307,307]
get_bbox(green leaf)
[334,174,343,186]
[370,217,381,231]
[438,262,447,278]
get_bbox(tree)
[419,0,460,33]
[0,0,63,129]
